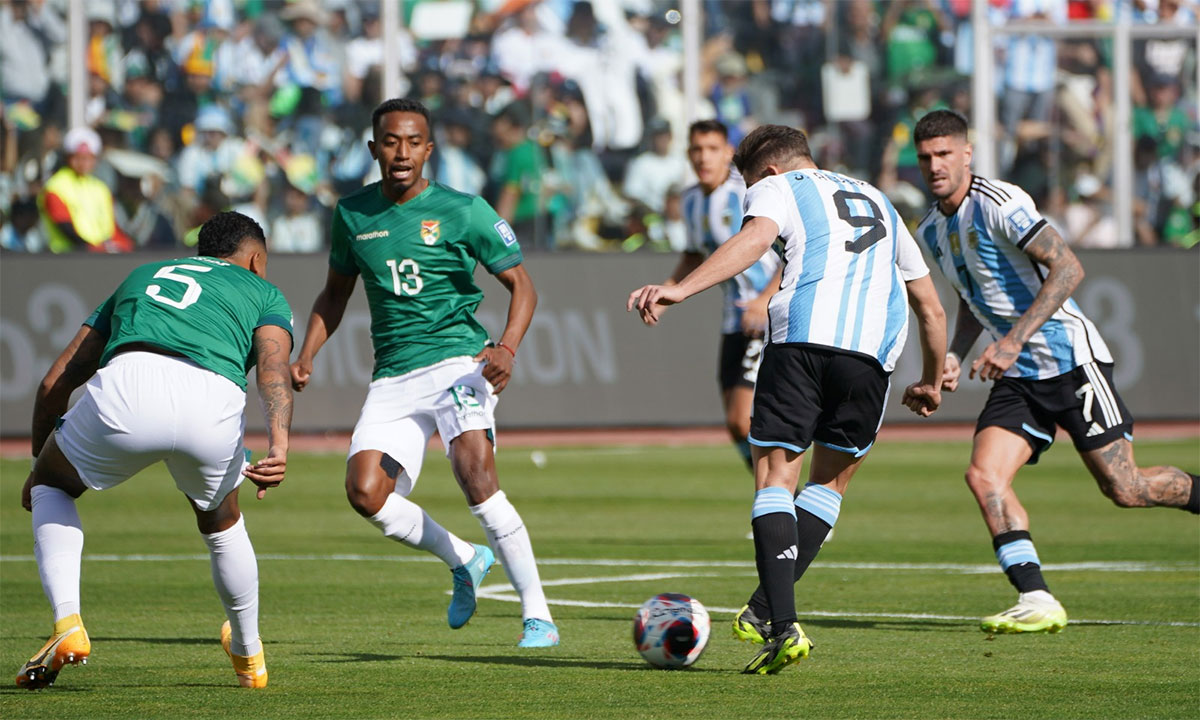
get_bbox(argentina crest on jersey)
[420,220,440,245]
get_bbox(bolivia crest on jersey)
[421,220,440,245]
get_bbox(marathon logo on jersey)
[494,219,518,247]
[355,230,389,241]
[1006,207,1035,235]
[421,220,440,245]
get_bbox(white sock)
[202,515,261,657]
[368,493,475,567]
[469,490,551,622]
[31,485,83,621]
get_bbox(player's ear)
[247,245,268,279]
[367,138,377,159]
[963,143,973,167]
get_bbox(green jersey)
[85,256,294,390]
[329,181,524,380]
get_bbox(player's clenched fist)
[290,357,313,392]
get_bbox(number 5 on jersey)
[386,258,423,296]
[145,264,213,309]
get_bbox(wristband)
[496,342,516,358]
[946,351,961,365]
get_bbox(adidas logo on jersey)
[776,545,798,560]
[355,230,390,241]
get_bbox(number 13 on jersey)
[386,258,423,296]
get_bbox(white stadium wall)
[0,251,1196,435]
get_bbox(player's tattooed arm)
[31,326,105,456]
[1008,226,1083,349]
[249,324,293,497]
[971,226,1083,380]
[254,325,294,449]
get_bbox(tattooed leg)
[1080,438,1192,508]
[965,427,1035,535]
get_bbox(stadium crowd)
[1,0,1197,254]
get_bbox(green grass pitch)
[1,438,1197,719]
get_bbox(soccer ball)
[632,593,711,669]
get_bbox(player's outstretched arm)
[474,263,536,394]
[32,325,105,456]
[291,268,357,391]
[944,298,984,392]
[901,274,947,417]
[247,324,293,499]
[628,216,779,326]
[972,226,1082,381]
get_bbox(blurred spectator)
[0,0,67,118]
[490,102,549,246]
[108,149,177,249]
[1133,134,1166,245]
[1063,172,1123,248]
[622,118,686,215]
[38,127,133,253]
[545,83,629,250]
[881,0,948,98]
[121,8,175,90]
[491,0,559,94]
[710,52,754,147]
[546,0,643,174]
[434,109,487,196]
[1133,73,1191,162]
[278,0,344,112]
[1131,0,1194,106]
[343,4,416,107]
[231,14,288,132]
[177,105,244,198]
[269,160,323,253]
[753,0,828,124]
[1,196,47,252]
[821,39,874,177]
[996,0,1067,174]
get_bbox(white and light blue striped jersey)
[916,175,1112,380]
[743,169,928,372]
[683,169,781,334]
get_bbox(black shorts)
[749,343,890,457]
[977,361,1133,464]
[719,333,765,390]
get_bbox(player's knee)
[964,464,1003,495]
[345,474,386,517]
[1100,475,1144,508]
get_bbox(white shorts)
[56,351,249,512]
[349,356,498,496]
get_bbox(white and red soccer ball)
[633,593,711,668]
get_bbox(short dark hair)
[913,109,969,144]
[733,124,811,178]
[688,119,728,140]
[372,97,432,137]
[197,210,266,258]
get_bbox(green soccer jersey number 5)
[145,264,213,309]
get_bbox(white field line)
[473,572,1200,628]
[3,553,1190,627]
[0,554,1194,575]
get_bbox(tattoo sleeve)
[254,326,293,450]
[1008,227,1084,348]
